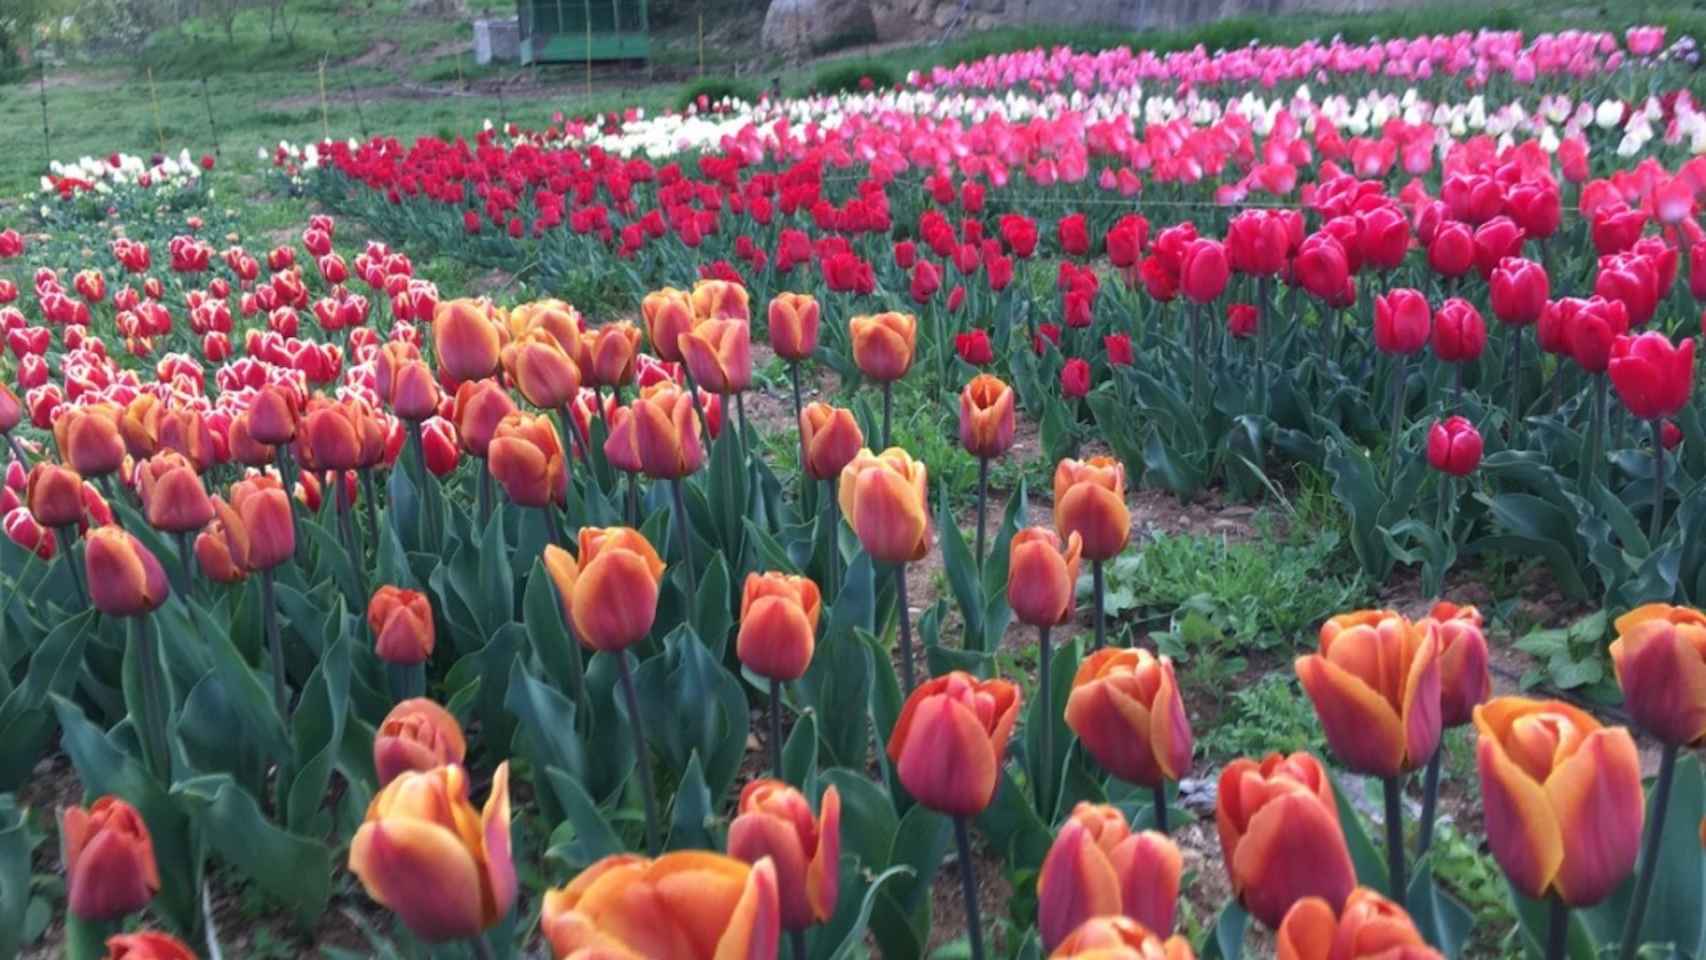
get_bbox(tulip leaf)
[666,751,714,851]
[819,768,899,872]
[173,773,331,927]
[523,556,585,719]
[977,478,1026,652]
[177,673,269,797]
[300,517,364,610]
[1329,772,1390,891]
[282,627,351,836]
[863,627,905,796]
[1325,437,1396,581]
[794,554,878,771]
[743,516,800,576]
[936,488,986,650]
[473,624,526,754]
[1200,899,1250,960]
[504,658,586,823]
[632,628,750,801]
[1405,862,1475,958]
[542,766,624,870]
[694,552,733,661]
[870,805,951,960]
[0,796,31,960]
[782,709,818,792]
[191,594,293,763]
[819,863,915,960]
[481,507,517,631]
[1508,886,1597,960]
[0,608,92,790]
[581,652,636,804]
[1581,753,1706,957]
[975,768,1053,873]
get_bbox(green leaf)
[1022,631,1078,822]
[300,518,364,609]
[0,609,93,790]
[936,487,985,650]
[1406,862,1475,958]
[543,766,625,871]
[796,556,876,768]
[667,752,715,851]
[0,798,32,960]
[1330,772,1390,891]
[282,629,351,835]
[1201,899,1250,960]
[523,556,586,717]
[820,767,899,873]
[632,628,750,800]
[174,773,331,926]
[694,553,733,661]
[782,710,818,791]
[821,865,915,960]
[870,805,951,960]
[505,658,585,826]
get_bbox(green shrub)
[810,59,899,94]
[674,75,758,111]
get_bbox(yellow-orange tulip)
[799,402,862,482]
[1053,457,1130,561]
[1008,527,1082,627]
[373,698,466,787]
[886,671,1021,816]
[102,932,197,960]
[838,447,929,565]
[690,278,751,323]
[1216,752,1356,929]
[155,406,216,472]
[1422,602,1490,729]
[1296,611,1441,778]
[368,586,435,665]
[1049,916,1196,960]
[230,475,295,570]
[487,412,566,508]
[452,378,519,458]
[118,394,162,459]
[1066,648,1193,787]
[626,381,704,479]
[539,851,779,959]
[503,330,582,410]
[641,287,695,363]
[736,572,822,681]
[543,527,665,652]
[247,383,299,445]
[0,382,19,434]
[507,299,583,354]
[194,497,249,583]
[348,763,516,943]
[1037,802,1183,949]
[768,292,820,361]
[1276,887,1443,960]
[27,462,84,527]
[60,796,160,921]
[726,779,841,932]
[959,374,1015,459]
[85,526,170,617]
[849,311,917,383]
[433,298,504,383]
[135,451,215,533]
[226,413,273,467]
[55,403,126,477]
[1473,697,1643,907]
[679,316,753,394]
[582,321,641,387]
[1610,603,1706,746]
[299,395,383,472]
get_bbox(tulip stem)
[1417,744,1444,859]
[896,564,915,693]
[1091,559,1106,651]
[1545,897,1569,960]
[789,929,807,960]
[133,615,172,782]
[1153,782,1168,834]
[953,816,986,960]
[469,937,496,960]
[1619,740,1679,960]
[670,478,699,599]
[1036,625,1052,815]
[769,677,785,780]
[881,380,893,449]
[1650,419,1666,543]
[64,914,118,960]
[544,504,564,548]
[406,419,425,488]
[615,653,660,856]
[55,527,85,603]
[975,455,989,574]
[360,468,379,560]
[1382,774,1406,901]
[262,568,287,720]
[1508,329,1523,435]
[824,479,840,599]
[1387,356,1407,482]
[1586,374,1607,486]
[388,661,425,703]
[735,390,751,464]
[1190,302,1204,419]
[175,530,196,598]
[477,466,493,527]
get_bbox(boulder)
[762,0,878,54]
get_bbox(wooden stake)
[318,56,330,140]
[201,75,221,159]
[697,2,705,77]
[147,66,166,154]
[37,61,50,166]
[585,0,593,100]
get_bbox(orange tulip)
[1066,648,1193,787]
[433,298,504,383]
[102,932,197,960]
[690,278,751,323]
[118,394,162,459]
[503,330,582,410]
[641,287,695,363]
[1276,887,1443,960]
[1296,611,1441,777]
[799,402,862,481]
[85,525,170,617]
[1008,527,1082,627]
[508,299,583,354]
[349,762,516,942]
[768,292,820,361]
[600,404,644,474]
[1216,752,1356,928]
[487,412,567,508]
[226,413,274,467]
[374,341,422,406]
[194,497,249,583]
[1037,803,1182,949]
[391,360,442,422]
[679,316,753,394]
[60,796,160,921]
[27,462,84,527]
[1422,601,1490,728]
[247,383,299,445]
[0,382,19,434]
[582,321,641,387]
[368,586,435,665]
[299,396,367,472]
[726,779,841,931]
[959,374,1016,458]
[230,475,294,570]
[539,851,780,959]
[373,698,466,787]
[155,406,216,471]
[135,451,215,533]
[453,378,519,458]
[1473,697,1643,906]
[1048,916,1196,960]
[625,381,704,479]
[736,572,822,681]
[849,311,917,383]
[886,671,1021,816]
[1610,603,1706,746]
[542,527,665,651]
[838,447,930,565]
[1053,456,1131,562]
[55,403,126,477]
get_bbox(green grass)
[1197,673,1327,761]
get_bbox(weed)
[675,76,758,111]
[810,59,899,95]
[1431,821,1523,958]
[1196,673,1327,762]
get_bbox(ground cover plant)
[5,10,1706,960]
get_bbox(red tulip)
[1507,179,1562,239]
[1295,234,1350,300]
[1431,299,1486,363]
[1426,417,1483,476]
[1563,297,1630,373]
[1227,303,1258,339]
[1471,217,1524,280]
[1217,752,1356,928]
[1489,257,1549,326]
[956,329,993,366]
[1374,289,1430,355]
[1591,205,1648,255]
[1180,239,1229,304]
[1057,212,1091,257]
[1357,206,1410,272]
[1227,210,1289,275]
[1425,221,1474,279]
[1609,332,1694,420]
[1423,603,1491,728]
[1060,358,1091,398]
[887,671,1021,816]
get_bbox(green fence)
[519,0,650,63]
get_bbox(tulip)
[838,447,930,567]
[1066,647,1194,816]
[641,287,695,362]
[55,404,126,477]
[1472,216,1525,280]
[28,462,84,528]
[539,852,780,959]
[1276,887,1442,960]
[1008,527,1083,628]
[1490,257,1550,326]
[373,698,466,787]
[1374,289,1431,355]
[1423,602,1490,729]
[1473,698,1642,912]
[768,292,820,363]
[452,378,519,460]
[1060,357,1092,397]
[1180,238,1229,303]
[1037,803,1183,948]
[959,374,1015,461]
[502,330,581,410]
[155,407,217,472]
[368,585,435,666]
[1054,455,1128,650]
[799,402,862,482]
[0,382,19,435]
[135,451,215,533]
[247,383,299,445]
[194,497,249,584]
[850,311,917,443]
[1227,210,1290,275]
[1216,752,1356,929]
[690,278,750,323]
[1609,332,1695,539]
[60,797,159,921]
[1431,299,1486,365]
[349,762,516,943]
[543,527,664,653]
[487,412,567,509]
[85,526,168,617]
[1426,417,1482,476]
[507,299,582,354]
[1425,220,1474,279]
[737,570,822,774]
[230,475,294,571]
[679,316,753,396]
[726,780,841,933]
[433,298,504,384]
[622,381,704,480]
[1048,916,1194,959]
[102,933,197,960]
[581,321,640,389]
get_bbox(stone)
[761,0,879,54]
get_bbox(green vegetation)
[675,74,761,110]
[810,58,900,95]
[1197,673,1327,760]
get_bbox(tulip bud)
[849,311,918,383]
[1422,602,1490,728]
[1426,416,1482,476]
[1473,698,1643,906]
[582,321,641,387]
[736,572,822,682]
[1431,299,1486,364]
[611,380,703,479]
[503,331,582,410]
[85,526,170,617]
[451,378,518,459]
[368,586,435,665]
[55,404,126,477]
[373,698,466,787]
[1297,611,1441,777]
[156,407,217,472]
[641,287,695,362]
[433,298,504,384]
[1180,238,1230,304]
[1053,457,1130,561]
[27,462,84,527]
[1050,916,1193,959]
[0,382,20,434]
[799,402,862,481]
[679,316,753,394]
[1037,803,1183,949]
[540,852,780,959]
[230,475,295,570]
[1276,887,1442,960]
[487,412,566,508]
[887,671,1021,816]
[543,527,666,652]
[60,796,160,921]
[349,763,516,942]
[194,497,249,583]
[727,780,841,931]
[101,932,197,960]
[1374,289,1431,355]
[838,447,930,565]
[507,299,582,355]
[768,292,820,361]
[1609,332,1694,420]
[1610,604,1706,746]
[1216,752,1356,928]
[247,383,299,445]
[959,374,1015,459]
[1007,527,1082,627]
[1490,257,1549,326]
[135,451,216,533]
[1066,648,1193,787]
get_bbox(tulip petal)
[1610,621,1706,746]
[1399,629,1443,769]
[1545,728,1644,907]
[1475,733,1564,900]
[1112,830,1182,936]
[1149,661,1193,782]
[807,787,841,925]
[727,812,812,931]
[1275,896,1338,960]
[1296,654,1406,778]
[716,857,781,960]
[1231,790,1356,929]
[349,819,485,942]
[482,763,517,926]
[896,695,998,817]
[1038,820,1123,950]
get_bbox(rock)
[761,0,879,54]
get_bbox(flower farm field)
[10,1,1706,958]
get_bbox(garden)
[5,12,1706,960]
